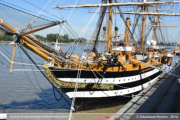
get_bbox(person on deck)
[126,53,129,64]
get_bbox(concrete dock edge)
[112,61,180,119]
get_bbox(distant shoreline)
[0,41,92,45]
[0,42,8,45]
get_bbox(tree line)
[0,33,87,43]
[43,34,87,43]
[0,33,13,41]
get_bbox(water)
[0,44,106,113]
[0,44,180,113]
[0,44,73,113]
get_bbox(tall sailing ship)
[0,0,180,111]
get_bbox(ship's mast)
[153,0,160,41]
[107,0,113,52]
[153,24,157,41]
[141,0,146,49]
[125,18,130,43]
[54,0,180,52]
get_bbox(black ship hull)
[51,67,162,111]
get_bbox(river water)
[0,44,179,113]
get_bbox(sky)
[1,0,180,43]
[0,0,103,40]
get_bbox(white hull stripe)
[58,69,159,84]
[66,75,160,98]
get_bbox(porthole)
[119,80,121,82]
[84,80,86,82]
[106,80,108,82]
[124,79,125,81]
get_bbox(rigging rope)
[53,85,63,101]
[18,46,40,93]
[66,4,103,56]
[26,0,52,25]
[59,0,79,36]
[18,44,71,106]
[25,48,45,92]
[69,64,81,117]
[0,0,58,21]
[115,0,141,53]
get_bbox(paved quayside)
[111,61,180,120]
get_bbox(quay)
[112,61,180,119]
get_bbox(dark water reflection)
[0,88,71,112]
